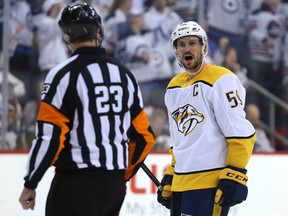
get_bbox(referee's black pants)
[46,169,126,216]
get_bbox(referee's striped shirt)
[24,47,155,189]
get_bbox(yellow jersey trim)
[167,64,234,89]
[171,169,222,191]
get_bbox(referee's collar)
[71,47,106,56]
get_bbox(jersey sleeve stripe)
[37,101,70,164]
[125,109,155,180]
[226,134,256,168]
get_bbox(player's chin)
[184,61,193,68]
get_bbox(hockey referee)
[19,3,155,216]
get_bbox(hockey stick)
[141,163,162,191]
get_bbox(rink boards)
[0,152,288,216]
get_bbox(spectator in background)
[6,103,19,149]
[213,36,230,65]
[275,0,288,150]
[204,0,251,66]
[221,45,250,99]
[7,82,23,146]
[214,39,250,94]
[146,106,169,151]
[102,0,133,57]
[0,0,30,150]
[283,3,288,103]
[222,45,249,86]
[143,0,181,31]
[0,0,24,57]
[131,0,145,13]
[0,103,18,149]
[20,80,43,150]
[173,0,199,22]
[32,0,68,81]
[118,0,182,108]
[0,0,29,100]
[0,70,26,99]
[87,0,113,19]
[143,0,182,63]
[115,10,173,109]
[0,82,23,150]
[246,0,285,126]
[245,103,275,152]
[9,0,39,104]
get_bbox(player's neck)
[186,62,206,79]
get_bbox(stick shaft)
[141,163,162,189]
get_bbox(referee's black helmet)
[58,3,104,44]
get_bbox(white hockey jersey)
[247,5,285,65]
[165,64,256,191]
[205,0,251,35]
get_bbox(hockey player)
[18,3,155,215]
[157,21,256,216]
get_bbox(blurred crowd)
[0,0,288,151]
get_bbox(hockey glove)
[215,165,248,207]
[157,165,174,209]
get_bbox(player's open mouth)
[184,55,193,61]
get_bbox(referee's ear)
[96,28,102,47]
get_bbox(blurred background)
[1,1,288,216]
[1,0,288,152]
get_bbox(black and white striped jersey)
[24,47,155,189]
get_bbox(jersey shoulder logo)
[172,104,204,136]
[41,83,51,99]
